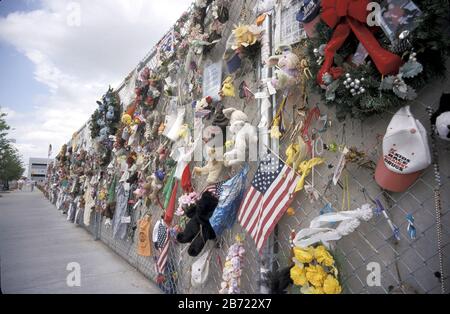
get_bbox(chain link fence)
[44,0,448,294]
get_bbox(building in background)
[28,157,52,185]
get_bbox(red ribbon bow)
[317,0,402,85]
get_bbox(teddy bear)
[193,147,224,184]
[176,191,219,257]
[267,45,299,90]
[212,105,230,144]
[143,171,164,204]
[223,108,258,167]
[144,110,161,141]
[261,266,294,294]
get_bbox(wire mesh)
[44,0,448,295]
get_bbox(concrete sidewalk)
[0,190,161,294]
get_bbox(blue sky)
[0,42,49,112]
[0,0,191,167]
[0,0,40,16]
[0,0,47,112]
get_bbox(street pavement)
[0,190,161,294]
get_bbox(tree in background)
[0,109,24,190]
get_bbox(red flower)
[156,274,166,284]
[145,96,154,106]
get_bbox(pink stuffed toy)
[267,45,299,90]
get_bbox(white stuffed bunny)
[223,108,258,167]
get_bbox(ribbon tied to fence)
[293,203,374,248]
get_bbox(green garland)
[304,0,450,120]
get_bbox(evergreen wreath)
[302,0,450,120]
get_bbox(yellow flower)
[286,207,295,216]
[310,287,325,294]
[301,285,324,294]
[323,275,342,294]
[314,245,335,267]
[232,24,260,49]
[98,190,106,200]
[233,24,249,38]
[121,113,132,126]
[305,264,327,287]
[290,265,307,286]
[293,246,314,264]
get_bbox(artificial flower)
[303,286,325,294]
[305,264,327,287]
[98,190,107,201]
[323,275,342,294]
[314,245,335,267]
[293,246,314,264]
[220,241,245,294]
[158,122,166,135]
[290,265,307,286]
[231,24,262,50]
[256,14,267,26]
[286,207,295,216]
[121,113,132,126]
[176,192,199,216]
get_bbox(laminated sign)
[202,62,222,102]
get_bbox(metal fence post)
[258,9,275,294]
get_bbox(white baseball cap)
[375,106,431,192]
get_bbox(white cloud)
[0,0,192,165]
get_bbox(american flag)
[156,221,170,274]
[202,181,225,199]
[238,153,300,253]
[159,29,175,56]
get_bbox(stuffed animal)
[157,144,169,162]
[176,191,219,257]
[143,172,164,204]
[431,93,450,141]
[144,110,161,141]
[267,45,299,90]
[223,108,258,167]
[195,96,213,118]
[212,105,230,144]
[262,266,294,294]
[193,147,224,184]
[220,76,235,97]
